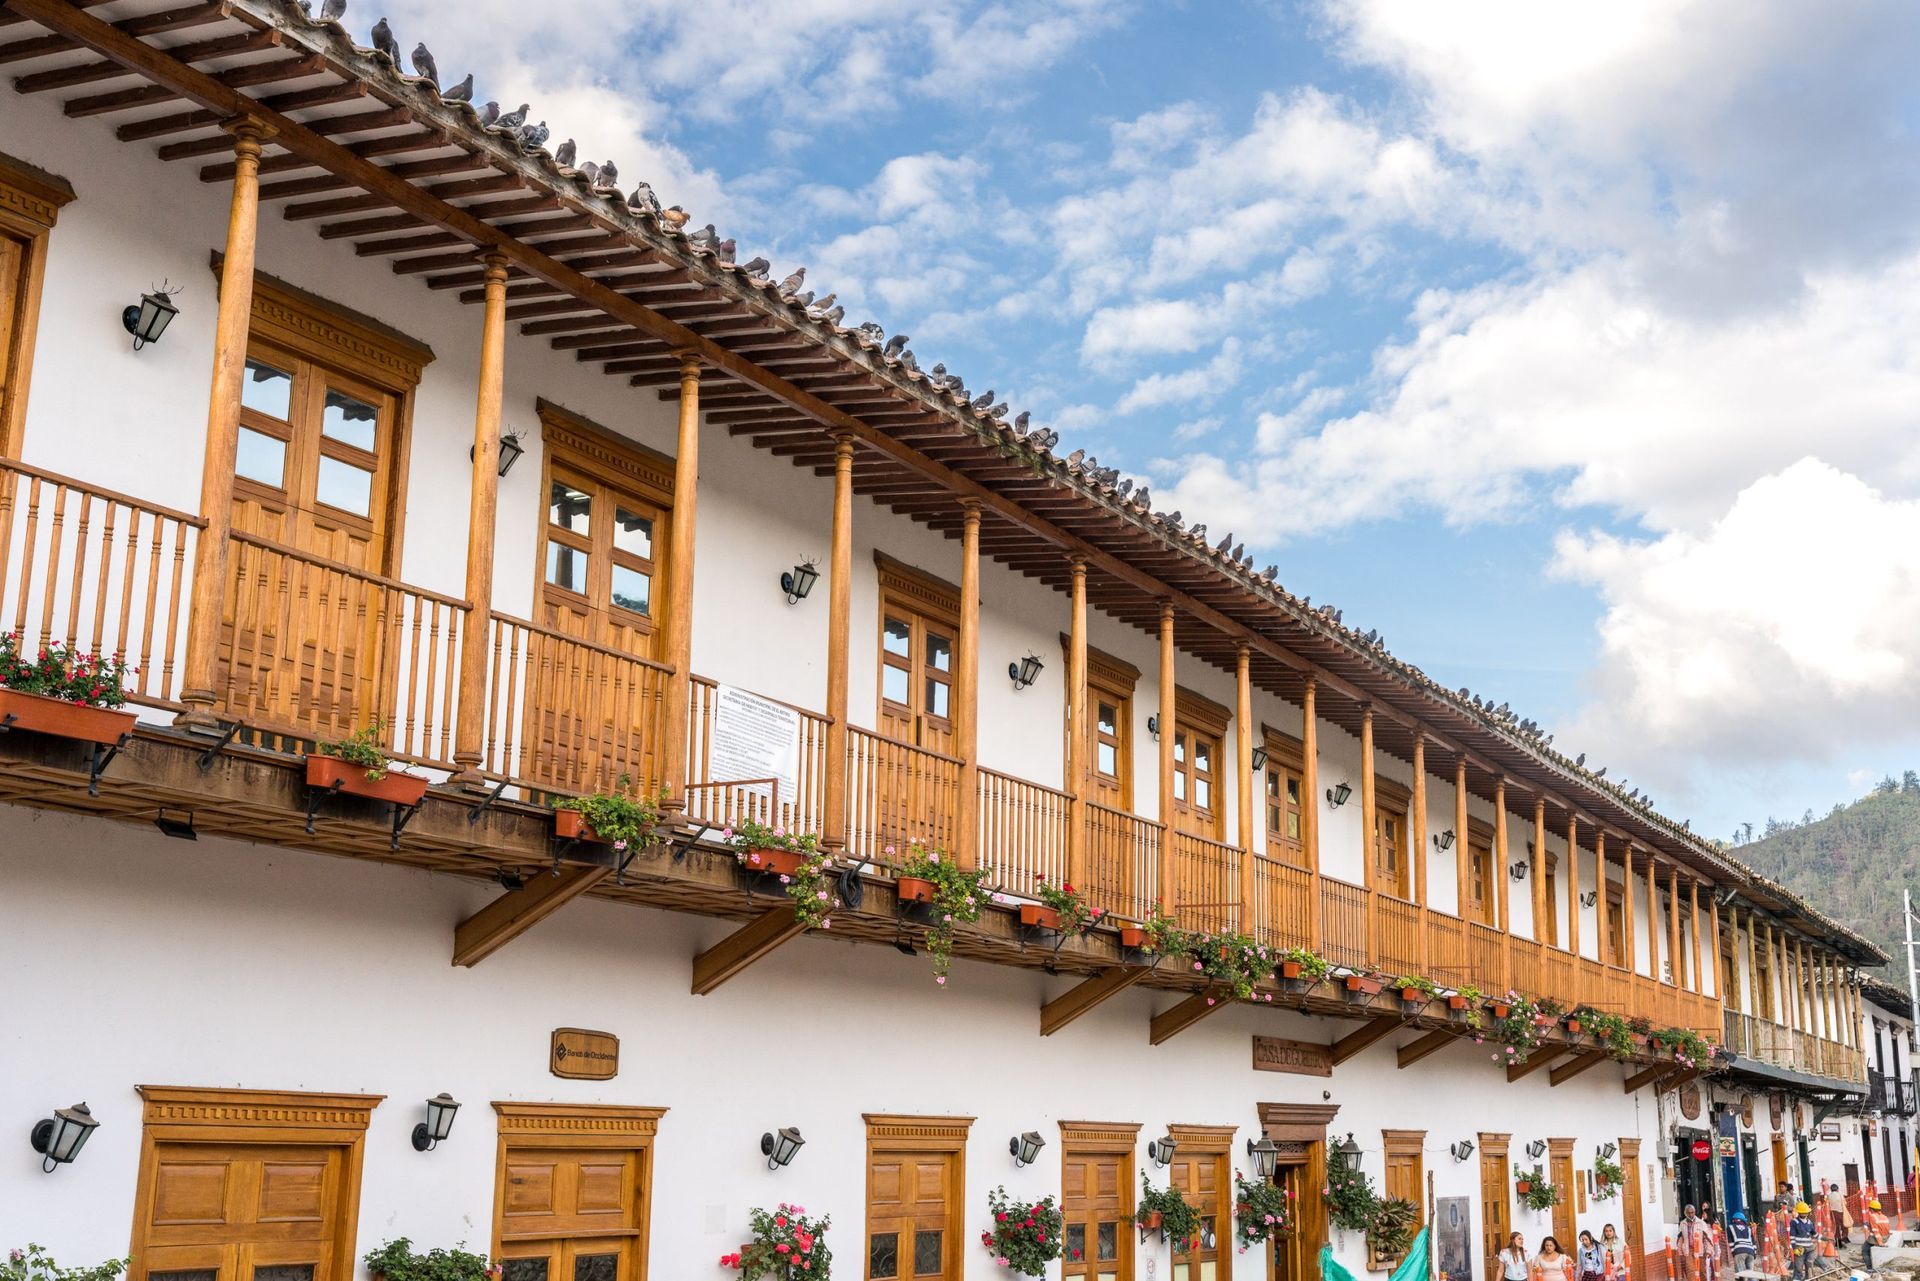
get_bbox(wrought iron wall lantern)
[412,1093,460,1152]
[1147,1134,1178,1167]
[1009,1130,1046,1168]
[29,1102,98,1172]
[1326,781,1353,809]
[1008,654,1043,691]
[1147,715,1159,739]
[1580,890,1598,907]
[1247,1137,1279,1179]
[1525,1138,1548,1160]
[781,560,820,604]
[761,1126,806,1170]
[1433,829,1456,851]
[1334,1132,1362,1172]
[1250,746,1269,773]
[1450,1139,1476,1162]
[122,288,178,350]
[1510,861,1530,881]
[470,430,525,477]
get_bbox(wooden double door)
[134,1142,349,1281]
[1063,1141,1134,1280]
[866,1147,958,1278]
[497,1145,647,1281]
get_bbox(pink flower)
[936,975,946,985]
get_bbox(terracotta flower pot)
[1566,1018,1583,1035]
[1140,1210,1164,1230]
[1020,903,1062,931]
[1281,960,1304,979]
[553,808,604,842]
[897,875,936,904]
[1515,1181,1532,1196]
[1447,994,1469,1010]
[0,687,136,747]
[1119,925,1148,949]
[1490,1002,1511,1019]
[1345,974,1383,995]
[305,754,428,806]
[1399,986,1426,1004]
[743,846,807,877]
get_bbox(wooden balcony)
[1722,1009,1862,1083]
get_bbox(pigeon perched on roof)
[987,402,1008,418]
[740,256,770,279]
[855,322,883,344]
[1012,410,1029,434]
[715,238,737,263]
[822,305,843,324]
[776,267,806,296]
[810,293,837,312]
[1231,544,1244,562]
[790,290,814,308]
[1034,429,1059,449]
[555,139,577,168]
[518,120,549,152]
[627,183,660,216]
[495,103,528,131]
[884,333,909,357]
[409,41,437,86]
[598,161,618,188]
[1216,532,1233,553]
[1165,511,1183,529]
[320,0,347,21]
[689,224,719,251]
[1594,767,1607,779]
[442,72,473,102]
[970,390,995,409]
[479,101,500,128]
[579,161,601,187]
[660,206,689,229]
[898,350,918,371]
[371,17,400,63]
[1575,753,1586,767]
[1067,449,1085,466]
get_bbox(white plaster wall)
[0,807,1672,1276]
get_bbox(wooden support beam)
[1548,1050,1608,1087]
[1505,1044,1570,1082]
[1149,991,1233,1046]
[1041,965,1149,1037]
[1396,1028,1457,1070]
[1331,1017,1401,1066]
[690,904,806,996]
[452,865,612,967]
[1621,1062,1676,1094]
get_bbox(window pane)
[1067,1223,1087,1261]
[549,480,591,534]
[883,617,910,657]
[1098,1220,1119,1260]
[613,506,653,558]
[1287,778,1300,803]
[926,676,950,719]
[501,1263,548,1281]
[315,456,373,517]
[869,1233,899,1279]
[1174,773,1186,801]
[546,542,586,594]
[1174,737,1186,764]
[1196,778,1210,808]
[1098,742,1117,775]
[610,563,651,616]
[913,1230,943,1273]
[254,1268,316,1281]
[241,359,292,419]
[1194,740,1212,772]
[926,631,952,673]
[882,665,909,705]
[1266,770,1279,799]
[1287,813,1301,838]
[1268,801,1281,828]
[236,426,286,488]
[1098,702,1118,735]
[572,1256,618,1281]
[320,388,378,451]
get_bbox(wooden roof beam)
[690,904,806,996]
[1506,1044,1570,1082]
[1331,1016,1401,1065]
[1396,1028,1458,1069]
[1548,1050,1609,1086]
[1040,965,1149,1037]
[1148,991,1235,1046]
[452,865,611,967]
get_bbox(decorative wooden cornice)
[864,1113,975,1147]
[538,398,675,503]
[0,150,75,229]
[492,1101,667,1137]
[1059,633,1142,692]
[1167,1121,1238,1152]
[1382,1129,1425,1156]
[1058,1120,1144,1152]
[874,551,961,621]
[138,1084,382,1133]
[226,263,435,389]
[1174,685,1231,739]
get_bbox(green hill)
[1731,778,1920,969]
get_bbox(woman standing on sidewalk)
[1577,1231,1605,1281]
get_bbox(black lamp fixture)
[1009,1130,1046,1168]
[1326,781,1352,809]
[1147,715,1160,740]
[411,1093,460,1152]
[29,1102,99,1172]
[1433,829,1455,852]
[153,808,197,840]
[781,560,821,605]
[1147,1134,1178,1167]
[1008,654,1043,691]
[1247,1137,1279,1180]
[1450,1139,1475,1162]
[122,287,179,351]
[761,1126,806,1170]
[1598,1141,1617,1160]
[470,430,525,478]
[1580,890,1598,907]
[1525,1138,1547,1160]
[1509,861,1529,881]
[1250,745,1269,773]
[1334,1132,1362,1171]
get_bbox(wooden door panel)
[152,1159,232,1227]
[1064,1149,1129,1280]
[1480,1150,1510,1281]
[867,1150,956,1280]
[139,1145,344,1278]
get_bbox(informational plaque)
[550,1027,619,1080]
[1252,1035,1333,1076]
[708,684,800,812]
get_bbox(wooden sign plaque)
[1252,1035,1333,1077]
[550,1027,619,1080]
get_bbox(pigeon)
[371,17,400,63]
[518,120,549,152]
[855,322,884,344]
[790,290,814,307]
[715,238,737,262]
[1594,767,1608,779]
[898,350,917,371]
[929,362,949,383]
[579,161,600,186]
[822,306,843,324]
[1165,511,1184,529]
[1067,449,1086,466]
[741,256,770,279]
[555,139,577,168]
[660,206,689,230]
[987,402,1008,418]
[1231,544,1244,562]
[479,101,500,128]
[495,103,529,131]
[409,41,437,86]
[970,390,995,409]
[1012,411,1030,434]
[883,333,909,357]
[1216,532,1234,553]
[598,161,618,188]
[1575,753,1586,767]
[442,72,473,102]
[690,224,719,250]
[320,0,347,21]
[1035,429,1059,449]
[1189,523,1207,542]
[627,183,661,216]
[808,293,837,312]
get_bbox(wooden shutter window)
[0,151,73,458]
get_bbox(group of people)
[1494,1185,1893,1281]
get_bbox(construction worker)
[1864,1197,1892,1267]
[1789,1202,1816,1280]
[1726,1214,1756,1274]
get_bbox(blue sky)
[383,0,1920,843]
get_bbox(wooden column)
[1493,776,1510,987]
[1798,941,1815,1031]
[449,251,510,785]
[1708,892,1722,1000]
[953,501,981,869]
[1665,865,1681,986]
[1746,911,1760,1015]
[1411,731,1429,958]
[1302,676,1320,946]
[1066,555,1089,890]
[1234,643,1253,931]
[1688,880,1703,994]
[658,351,702,814]
[1360,704,1377,965]
[821,431,854,850]
[1452,755,1469,920]
[1531,796,1547,943]
[1594,831,1610,965]
[1624,848,1640,976]
[177,118,274,729]
[1157,602,1177,910]
[1645,854,1661,980]
[1567,814,1581,960]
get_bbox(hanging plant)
[897,843,990,985]
[1141,901,1190,959]
[0,634,132,708]
[1184,930,1274,1003]
[1576,1008,1636,1060]
[362,1239,495,1281]
[319,721,399,783]
[726,821,836,929]
[1516,1166,1561,1211]
[1278,947,1332,982]
[1233,1172,1295,1246]
[1495,995,1548,1064]
[721,1203,831,1278]
[1137,1174,1201,1243]
[1326,1150,1379,1233]
[1651,1027,1715,1069]
[979,1187,1064,1275]
[1367,1198,1421,1261]
[1395,974,1441,1005]
[554,775,666,853]
[1033,878,1101,935]
[1454,984,1486,1031]
[1593,1155,1624,1201]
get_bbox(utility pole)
[1907,888,1919,1023]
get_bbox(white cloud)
[1553,460,1920,787]
[1116,341,1243,415]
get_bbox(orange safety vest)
[1868,1209,1892,1245]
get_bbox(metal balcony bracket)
[0,712,15,732]
[86,731,132,796]
[1017,921,1069,959]
[388,798,423,850]
[193,719,244,772]
[670,821,712,865]
[836,859,870,912]
[465,777,512,825]
[303,778,347,835]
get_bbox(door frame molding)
[0,150,73,458]
[1059,1122,1141,1279]
[129,1085,384,1276]
[864,1114,974,1280]
[490,1102,668,1273]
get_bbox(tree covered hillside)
[1732,777,1920,966]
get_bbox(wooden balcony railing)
[1168,829,1241,934]
[1376,894,1423,977]
[0,458,202,709]
[685,677,830,836]
[1722,1008,1860,1082]
[1320,876,1370,971]
[1426,910,1470,987]
[844,726,959,865]
[1248,854,1313,952]
[222,531,466,766]
[977,768,1071,897]
[1083,801,1161,926]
